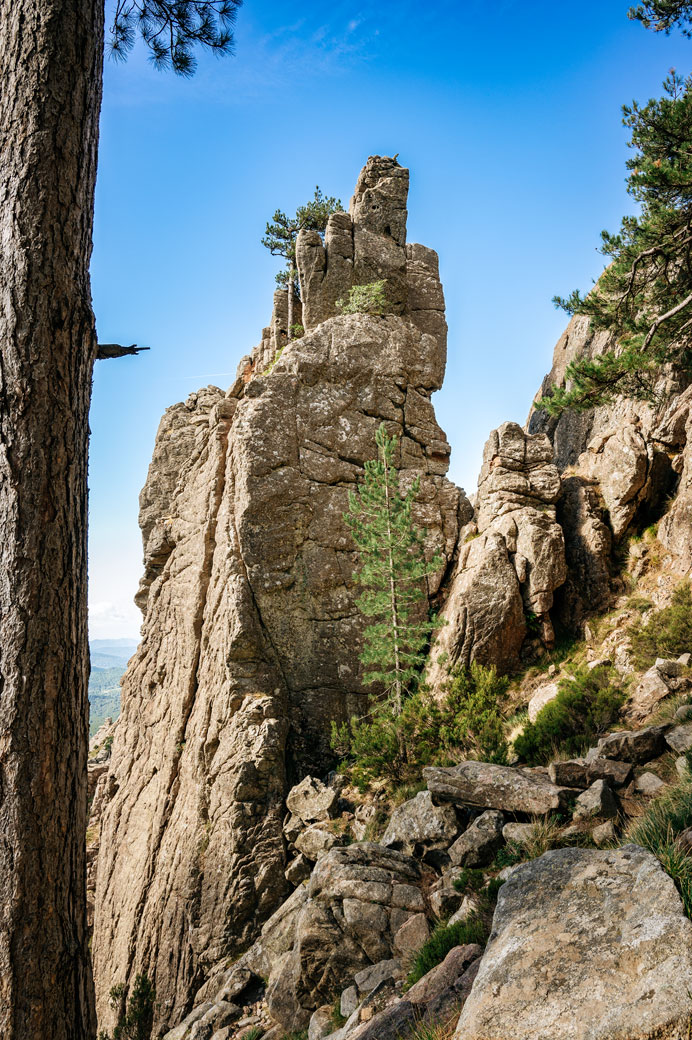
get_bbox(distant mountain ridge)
[88,639,137,735]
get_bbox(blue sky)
[89,0,691,639]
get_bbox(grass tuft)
[627,776,692,916]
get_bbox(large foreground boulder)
[455,845,692,1040]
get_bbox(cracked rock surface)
[92,157,466,1034]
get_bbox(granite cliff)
[92,156,692,1039]
[92,157,467,1032]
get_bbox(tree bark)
[0,2,103,1037]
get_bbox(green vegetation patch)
[98,974,155,1040]
[627,767,692,916]
[336,279,388,315]
[406,915,488,988]
[630,582,692,669]
[513,665,625,765]
[333,663,509,789]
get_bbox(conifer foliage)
[629,1,692,36]
[262,188,344,338]
[548,69,692,415]
[109,1,242,75]
[345,423,440,715]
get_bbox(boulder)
[627,666,672,720]
[634,771,666,797]
[295,824,341,862]
[265,843,423,1030]
[286,776,338,824]
[339,945,482,1040]
[285,853,312,886]
[425,761,573,815]
[528,682,559,722]
[666,723,692,754]
[591,819,617,846]
[586,757,633,787]
[548,758,588,787]
[354,959,402,996]
[448,810,504,867]
[502,822,535,845]
[393,913,429,957]
[309,1005,334,1040]
[589,725,668,764]
[429,875,466,919]
[339,985,359,1019]
[572,779,618,821]
[381,790,459,855]
[454,845,692,1039]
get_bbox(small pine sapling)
[345,422,441,716]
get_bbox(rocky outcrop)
[265,843,424,1031]
[428,422,566,678]
[529,314,692,626]
[455,845,692,1040]
[93,157,467,1034]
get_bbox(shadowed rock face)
[92,157,467,1034]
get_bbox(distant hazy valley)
[88,639,137,735]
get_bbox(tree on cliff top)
[344,423,440,716]
[544,5,692,417]
[629,1,692,35]
[261,187,344,339]
[0,4,239,1039]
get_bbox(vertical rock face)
[428,422,566,679]
[93,157,466,1033]
[528,313,692,625]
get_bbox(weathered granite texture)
[428,421,566,677]
[528,314,692,625]
[455,845,692,1040]
[93,157,466,1035]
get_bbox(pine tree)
[345,423,441,716]
[0,3,240,1038]
[546,41,692,415]
[261,187,343,339]
[629,1,692,36]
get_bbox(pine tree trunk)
[0,2,103,1037]
[287,262,295,340]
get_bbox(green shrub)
[98,974,155,1040]
[630,582,692,668]
[336,280,388,315]
[439,663,509,765]
[331,689,444,788]
[513,666,624,765]
[332,663,509,789]
[406,916,488,987]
